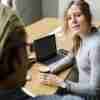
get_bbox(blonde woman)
[36,0,100,100]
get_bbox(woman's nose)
[71,16,77,24]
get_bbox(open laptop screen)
[34,34,57,62]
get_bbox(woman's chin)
[72,30,80,36]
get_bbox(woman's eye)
[67,16,72,20]
[75,13,82,17]
[76,14,81,17]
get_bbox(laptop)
[33,34,68,66]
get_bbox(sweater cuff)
[56,81,71,95]
[64,80,71,92]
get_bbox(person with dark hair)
[0,2,36,100]
[35,0,100,100]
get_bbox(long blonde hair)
[63,0,97,54]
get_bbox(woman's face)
[67,4,90,36]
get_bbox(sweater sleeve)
[65,44,100,96]
[49,51,75,73]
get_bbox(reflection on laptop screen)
[34,34,57,62]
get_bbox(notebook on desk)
[34,34,68,66]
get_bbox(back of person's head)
[0,5,28,87]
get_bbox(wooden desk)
[24,63,73,96]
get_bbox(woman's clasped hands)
[39,72,67,88]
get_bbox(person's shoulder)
[0,4,24,26]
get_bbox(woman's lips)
[72,24,80,28]
[71,24,80,30]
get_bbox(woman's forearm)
[49,52,74,73]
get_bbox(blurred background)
[12,0,100,25]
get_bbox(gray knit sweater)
[68,32,100,96]
[50,31,100,98]
[67,32,100,95]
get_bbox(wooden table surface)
[24,63,73,96]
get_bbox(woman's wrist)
[58,80,71,92]
[58,80,67,88]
